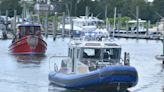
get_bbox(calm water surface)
[0,37,163,92]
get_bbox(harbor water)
[0,37,164,92]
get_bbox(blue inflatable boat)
[49,66,138,90]
[49,36,138,91]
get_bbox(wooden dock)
[113,33,161,40]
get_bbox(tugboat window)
[19,27,26,37]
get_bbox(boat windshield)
[18,26,41,37]
[82,48,121,63]
[102,48,121,63]
[82,48,101,59]
[81,48,121,71]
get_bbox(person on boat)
[94,49,100,58]
[18,32,21,39]
[103,50,112,62]
[128,27,131,31]
[103,52,109,59]
[12,37,16,43]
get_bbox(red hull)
[9,36,47,55]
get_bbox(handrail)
[48,55,68,72]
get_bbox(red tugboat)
[9,23,47,55]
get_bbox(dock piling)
[45,8,48,38]
[53,13,57,40]
[3,10,8,39]
[136,6,139,38]
[113,7,117,38]
[70,17,73,38]
[13,10,17,36]
[62,12,65,38]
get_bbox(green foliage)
[108,16,131,25]
[0,0,163,24]
[0,0,22,17]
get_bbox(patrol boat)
[49,34,138,91]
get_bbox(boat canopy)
[17,23,41,27]
[69,39,121,49]
[68,39,122,72]
[16,23,42,37]
[128,19,146,23]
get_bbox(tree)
[153,0,164,21]
[0,0,22,17]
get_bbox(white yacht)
[60,16,109,37]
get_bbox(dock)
[112,33,161,40]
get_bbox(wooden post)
[113,7,117,38]
[13,10,17,36]
[156,22,159,31]
[70,17,74,38]
[126,21,128,34]
[146,20,150,36]
[22,1,26,23]
[53,13,57,40]
[5,10,8,30]
[162,19,164,57]
[105,4,109,35]
[45,4,49,38]
[105,4,108,24]
[136,6,139,38]
[3,10,8,39]
[75,3,77,16]
[45,13,48,38]
[162,19,164,65]
[62,12,65,38]
[85,6,89,17]
[118,13,121,32]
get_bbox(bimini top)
[17,23,41,27]
[69,39,121,49]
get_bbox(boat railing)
[53,63,58,72]
[48,55,68,72]
[71,35,113,42]
[123,52,130,66]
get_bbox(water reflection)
[1,38,164,92]
[48,83,96,92]
[48,83,130,92]
[15,55,46,64]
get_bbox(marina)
[49,36,138,91]
[0,0,164,92]
[0,37,164,92]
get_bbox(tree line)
[0,0,163,24]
